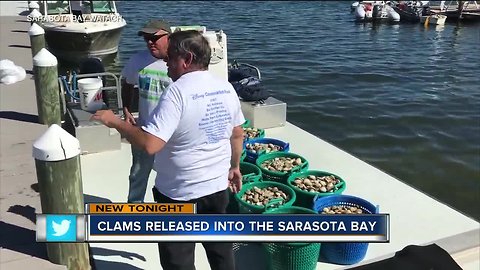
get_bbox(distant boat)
[353,1,400,23]
[36,1,126,63]
[392,1,431,22]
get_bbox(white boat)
[33,1,126,63]
[354,1,400,23]
[420,14,447,25]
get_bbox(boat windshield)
[42,1,117,15]
[89,1,116,13]
[44,1,70,15]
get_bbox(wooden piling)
[33,124,91,270]
[28,23,45,59]
[33,48,61,125]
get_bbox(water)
[99,1,480,220]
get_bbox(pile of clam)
[245,142,282,154]
[321,205,364,215]
[261,157,303,173]
[241,186,289,206]
[243,127,262,140]
[292,174,341,193]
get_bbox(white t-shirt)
[121,50,171,126]
[142,70,245,200]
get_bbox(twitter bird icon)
[52,219,71,236]
[46,215,77,242]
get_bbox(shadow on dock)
[8,44,30,49]
[7,204,36,223]
[0,111,39,124]
[0,204,48,260]
[84,194,113,204]
[0,221,48,259]
[92,259,143,270]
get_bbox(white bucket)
[77,78,104,112]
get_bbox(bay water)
[102,1,479,220]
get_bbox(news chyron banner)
[37,203,390,243]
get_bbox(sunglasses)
[143,33,168,43]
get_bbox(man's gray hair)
[167,30,211,68]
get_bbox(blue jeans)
[128,145,154,203]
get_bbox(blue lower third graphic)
[46,215,77,242]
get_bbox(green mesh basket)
[287,170,346,209]
[241,149,247,162]
[241,119,251,128]
[234,181,296,214]
[227,162,263,214]
[243,126,265,141]
[240,162,263,184]
[256,152,309,184]
[263,206,321,270]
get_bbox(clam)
[245,142,282,154]
[292,174,341,193]
[320,205,365,215]
[243,127,262,140]
[241,186,289,207]
[261,157,303,173]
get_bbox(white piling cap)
[33,124,81,161]
[28,2,40,9]
[33,48,58,67]
[29,9,42,18]
[28,23,44,36]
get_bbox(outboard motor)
[78,57,110,108]
[422,6,431,16]
[372,4,382,19]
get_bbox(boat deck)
[79,124,479,270]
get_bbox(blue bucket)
[313,195,378,265]
[243,138,290,163]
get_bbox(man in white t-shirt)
[93,30,244,270]
[120,19,172,203]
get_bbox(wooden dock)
[429,2,480,22]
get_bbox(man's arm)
[121,78,137,125]
[230,126,243,169]
[228,125,244,193]
[91,110,165,155]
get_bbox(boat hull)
[392,6,422,22]
[44,26,124,63]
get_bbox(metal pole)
[28,23,45,59]
[458,1,464,18]
[33,48,61,125]
[33,124,91,270]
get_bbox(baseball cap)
[137,20,172,36]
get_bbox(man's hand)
[228,167,242,194]
[123,107,136,125]
[90,110,122,128]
